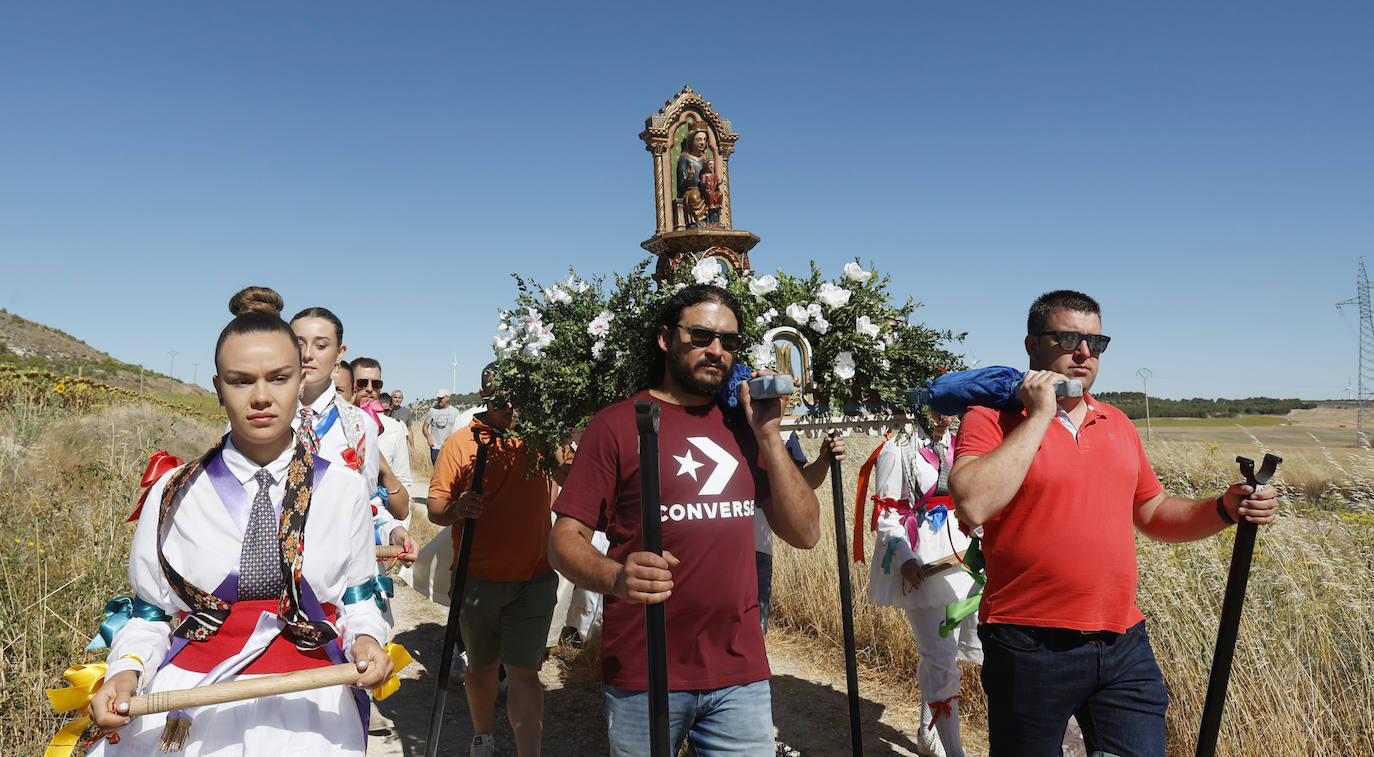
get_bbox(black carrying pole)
[828,433,864,757]
[1195,453,1281,757]
[424,426,497,757]
[634,401,671,757]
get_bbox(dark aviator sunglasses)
[354,378,384,390]
[676,324,744,353]
[1033,330,1111,355]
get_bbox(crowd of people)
[78,284,1277,757]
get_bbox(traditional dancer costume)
[90,436,390,756]
[861,427,982,757]
[291,382,401,544]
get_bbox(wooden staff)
[375,545,404,559]
[128,663,359,717]
[424,426,499,757]
[635,401,670,757]
[828,431,864,757]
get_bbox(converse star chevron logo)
[674,437,738,496]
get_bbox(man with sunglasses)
[550,284,822,756]
[352,357,413,500]
[949,290,1278,757]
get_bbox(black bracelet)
[1216,495,1236,526]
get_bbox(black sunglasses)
[354,378,384,390]
[1033,330,1111,355]
[676,324,744,353]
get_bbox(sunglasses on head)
[676,324,744,353]
[1033,330,1111,355]
[354,378,384,390]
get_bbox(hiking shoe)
[469,734,495,757]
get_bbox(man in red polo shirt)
[950,290,1278,757]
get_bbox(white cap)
[436,387,450,397]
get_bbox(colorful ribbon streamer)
[851,438,888,563]
[45,663,109,756]
[372,642,414,701]
[126,451,184,522]
[86,595,171,650]
[343,575,395,613]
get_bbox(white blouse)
[292,385,400,542]
[103,437,390,685]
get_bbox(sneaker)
[449,650,468,684]
[469,734,495,757]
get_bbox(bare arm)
[549,515,678,604]
[378,455,408,520]
[422,420,434,448]
[742,380,820,549]
[799,435,845,491]
[949,370,1060,527]
[1134,483,1278,542]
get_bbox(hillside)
[0,308,209,395]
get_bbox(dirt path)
[367,578,988,757]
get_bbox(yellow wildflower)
[54,384,66,394]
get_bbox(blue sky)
[2,3,1369,401]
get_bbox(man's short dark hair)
[379,392,391,403]
[648,284,744,381]
[480,361,499,395]
[352,356,381,373]
[1027,290,1101,334]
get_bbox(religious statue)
[676,121,723,228]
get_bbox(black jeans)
[979,621,1168,757]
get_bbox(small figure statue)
[677,121,722,228]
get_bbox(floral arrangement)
[488,258,964,472]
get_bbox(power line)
[1334,258,1372,448]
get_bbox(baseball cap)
[436,387,450,397]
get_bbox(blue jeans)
[602,680,773,757]
[979,620,1168,757]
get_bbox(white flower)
[834,351,856,380]
[746,343,773,369]
[748,274,778,298]
[692,258,722,285]
[592,339,606,359]
[786,303,810,324]
[811,316,830,334]
[543,286,573,305]
[807,303,823,319]
[674,282,687,291]
[564,274,590,293]
[856,315,880,339]
[843,262,873,283]
[816,283,852,308]
[880,358,891,371]
[522,326,554,358]
[587,310,614,338]
[873,340,885,352]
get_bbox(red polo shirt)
[956,396,1162,633]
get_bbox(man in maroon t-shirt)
[550,284,821,756]
[949,289,1279,757]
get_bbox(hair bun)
[228,286,284,318]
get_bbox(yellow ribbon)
[371,642,414,701]
[44,663,107,756]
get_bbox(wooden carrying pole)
[635,401,671,757]
[128,664,358,717]
[424,426,498,757]
[829,434,864,757]
[1195,453,1281,757]
[374,545,404,559]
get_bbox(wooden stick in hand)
[375,545,404,559]
[128,663,360,717]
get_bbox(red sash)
[173,600,338,675]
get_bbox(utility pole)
[1336,258,1372,448]
[452,354,458,398]
[168,351,179,381]
[1137,367,1153,442]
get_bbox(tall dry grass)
[772,432,1374,756]
[0,396,220,754]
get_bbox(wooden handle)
[375,545,404,559]
[920,551,967,576]
[127,663,360,717]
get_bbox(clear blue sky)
[3,3,1369,401]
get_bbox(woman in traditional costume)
[87,286,394,754]
[863,412,982,757]
[289,306,414,557]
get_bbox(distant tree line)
[1094,391,1315,419]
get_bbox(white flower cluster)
[748,274,778,298]
[755,307,778,327]
[691,258,728,288]
[786,302,830,334]
[587,310,614,359]
[494,307,555,359]
[746,343,776,370]
[843,262,873,283]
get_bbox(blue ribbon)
[373,485,389,506]
[343,575,394,612]
[923,503,949,533]
[313,406,340,440]
[86,595,171,650]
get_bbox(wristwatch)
[1216,495,1236,526]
